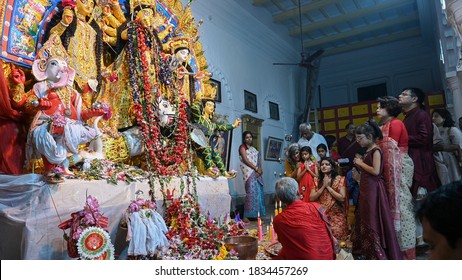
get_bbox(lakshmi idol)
[9,35,104,183]
[45,0,103,105]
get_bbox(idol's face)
[175,49,190,63]
[45,59,63,82]
[204,101,215,116]
[76,0,95,17]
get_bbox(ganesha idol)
[10,35,104,183]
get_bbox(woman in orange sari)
[310,157,349,241]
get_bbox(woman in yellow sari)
[285,143,300,180]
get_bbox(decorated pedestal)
[0,174,231,259]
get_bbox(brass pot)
[224,236,258,260]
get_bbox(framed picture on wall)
[244,90,258,113]
[209,78,222,103]
[210,130,233,170]
[265,137,283,161]
[269,101,279,120]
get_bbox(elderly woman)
[376,96,416,259]
[285,143,301,181]
[310,157,349,241]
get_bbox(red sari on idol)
[0,61,26,174]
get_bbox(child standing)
[297,146,318,202]
[316,143,328,160]
[347,147,367,207]
[351,120,402,260]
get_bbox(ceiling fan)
[272,0,324,125]
[272,0,324,69]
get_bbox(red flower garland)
[132,24,189,178]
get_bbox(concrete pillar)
[445,0,462,118]
[446,74,462,119]
[446,0,462,39]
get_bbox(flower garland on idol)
[127,20,190,199]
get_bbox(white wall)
[188,0,301,198]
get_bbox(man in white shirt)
[297,123,328,161]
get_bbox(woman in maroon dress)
[352,120,402,259]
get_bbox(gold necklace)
[56,87,72,116]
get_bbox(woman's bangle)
[60,20,69,27]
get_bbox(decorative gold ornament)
[201,81,217,101]
[129,0,156,14]
[196,55,207,70]
[103,136,131,162]
[177,6,198,39]
[166,37,190,54]
[35,35,69,73]
[192,41,203,56]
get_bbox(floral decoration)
[73,159,147,185]
[51,112,66,127]
[46,166,65,182]
[100,101,113,121]
[127,197,156,214]
[159,194,245,260]
[77,226,115,260]
[58,195,112,259]
[126,20,190,180]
